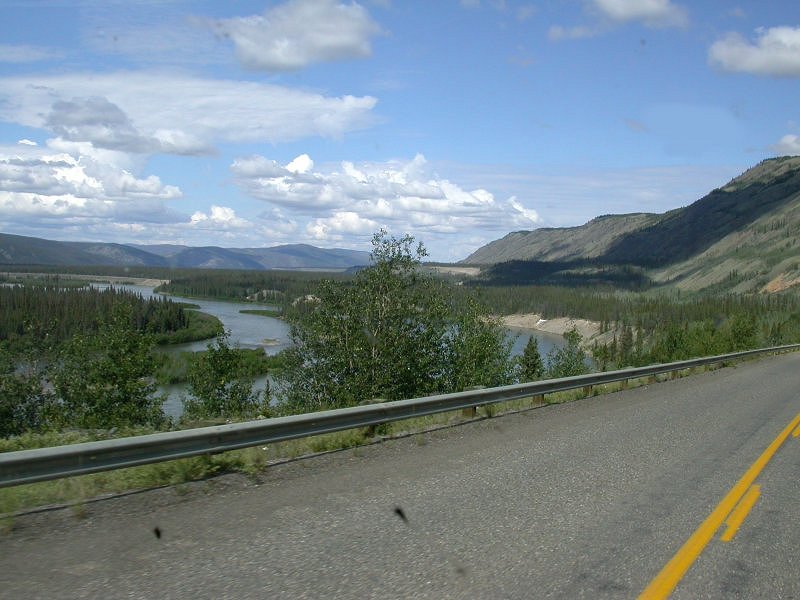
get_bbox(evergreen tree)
[519,336,544,381]
[618,325,634,366]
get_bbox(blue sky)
[1,0,799,261]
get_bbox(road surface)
[2,353,799,599]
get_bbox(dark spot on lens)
[394,506,408,524]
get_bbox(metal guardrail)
[1,344,798,488]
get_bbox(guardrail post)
[583,385,593,396]
[620,379,628,390]
[648,375,657,384]
[360,398,387,437]
[533,394,544,405]
[462,386,483,418]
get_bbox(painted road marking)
[792,423,800,438]
[638,411,800,600]
[720,484,760,542]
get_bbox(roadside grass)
[0,363,720,523]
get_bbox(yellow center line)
[792,424,800,438]
[720,484,760,542]
[638,411,800,600]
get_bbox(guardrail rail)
[2,344,798,488]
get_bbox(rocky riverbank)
[500,314,601,340]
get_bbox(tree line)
[155,269,345,310]
[0,284,193,351]
[4,234,800,440]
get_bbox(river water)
[103,284,565,418]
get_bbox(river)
[102,284,566,418]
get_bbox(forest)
[0,282,219,350]
[0,281,253,437]
[3,251,800,440]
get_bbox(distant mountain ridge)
[0,234,370,271]
[464,156,800,293]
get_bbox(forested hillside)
[466,156,800,293]
[465,213,657,264]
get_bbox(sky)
[1,0,799,262]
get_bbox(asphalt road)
[2,354,799,599]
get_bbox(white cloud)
[286,154,315,174]
[17,139,37,146]
[190,205,250,228]
[0,44,61,63]
[231,153,541,250]
[550,0,686,43]
[592,0,687,27]
[548,25,597,41]
[0,72,378,155]
[44,96,202,155]
[709,27,800,77]
[771,134,800,155]
[0,141,182,230]
[307,211,379,240]
[0,141,299,248]
[209,0,382,71]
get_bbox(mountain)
[0,233,169,267]
[0,234,370,271]
[465,156,800,293]
[237,244,373,270]
[464,213,659,264]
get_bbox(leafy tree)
[51,305,166,430]
[518,335,544,381]
[723,313,757,351]
[444,296,515,391]
[279,230,515,412]
[0,372,55,437]
[0,346,56,437]
[545,329,588,379]
[184,331,268,420]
